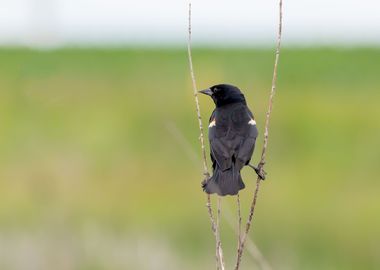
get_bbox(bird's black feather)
[200,84,258,196]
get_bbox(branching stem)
[187,3,225,269]
[234,0,283,269]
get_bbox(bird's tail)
[202,164,245,196]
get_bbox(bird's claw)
[255,166,267,180]
[201,179,207,189]
[249,164,267,180]
[201,174,211,190]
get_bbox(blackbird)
[199,84,263,196]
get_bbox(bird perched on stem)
[199,84,265,196]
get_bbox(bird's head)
[199,84,246,107]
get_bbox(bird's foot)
[201,179,207,190]
[248,164,267,180]
[201,173,211,190]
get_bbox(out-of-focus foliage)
[0,48,379,270]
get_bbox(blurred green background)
[0,48,379,269]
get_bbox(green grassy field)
[0,48,379,269]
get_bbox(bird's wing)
[209,110,233,171]
[235,109,258,168]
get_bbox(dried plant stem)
[208,196,221,270]
[221,201,272,270]
[187,3,224,269]
[235,0,283,269]
[216,197,225,269]
[187,3,209,177]
[237,193,242,249]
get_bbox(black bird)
[199,84,263,196]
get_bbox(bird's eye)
[213,88,219,93]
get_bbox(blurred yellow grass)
[0,48,379,269]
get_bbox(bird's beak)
[198,88,213,96]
